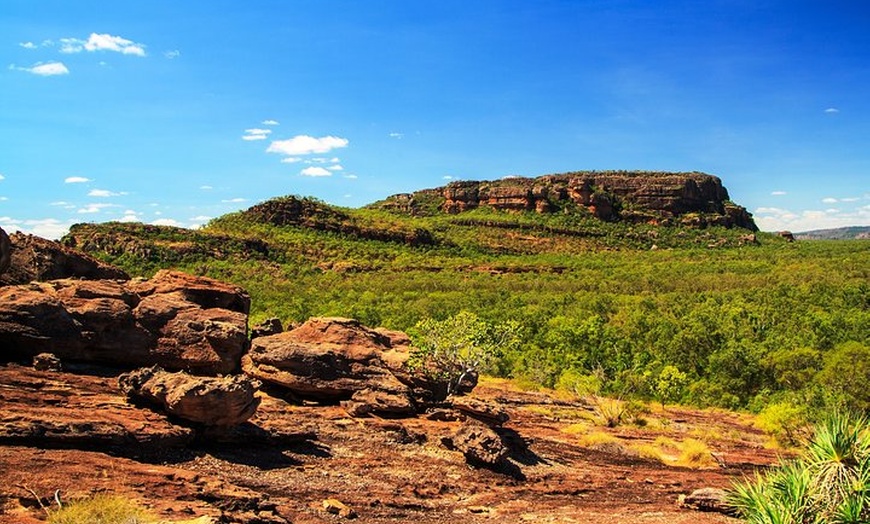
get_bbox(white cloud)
[221,198,247,203]
[164,50,181,59]
[188,215,213,230]
[64,176,91,184]
[151,218,181,227]
[88,189,125,197]
[242,128,272,141]
[58,38,82,53]
[262,119,279,126]
[0,197,7,201]
[12,62,69,76]
[19,42,37,49]
[77,203,118,214]
[199,185,213,190]
[300,166,331,177]
[754,204,870,232]
[88,33,146,56]
[267,135,348,156]
[343,174,358,180]
[822,197,838,204]
[841,197,860,202]
[58,33,146,56]
[118,211,140,222]
[771,191,786,196]
[443,175,454,180]
[0,174,5,181]
[389,132,403,139]
[327,164,344,171]
[280,157,302,164]
[824,108,840,114]
[10,218,77,240]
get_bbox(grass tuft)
[47,494,155,524]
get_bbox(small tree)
[654,365,688,409]
[409,311,521,396]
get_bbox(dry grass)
[48,493,156,524]
[629,437,718,469]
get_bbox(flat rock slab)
[0,364,193,449]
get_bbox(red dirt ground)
[0,368,782,523]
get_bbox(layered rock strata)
[377,171,757,230]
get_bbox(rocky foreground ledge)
[0,227,772,523]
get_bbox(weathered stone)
[343,388,416,418]
[130,269,251,315]
[119,366,260,426]
[446,420,508,466]
[0,271,249,375]
[32,353,62,371]
[451,396,509,426]
[0,227,10,276]
[0,365,194,449]
[322,498,357,519]
[0,232,129,286]
[677,487,734,515]
[242,317,447,416]
[251,317,283,339]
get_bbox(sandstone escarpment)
[376,171,757,230]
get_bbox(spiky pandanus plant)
[729,412,869,524]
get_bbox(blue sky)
[1,0,869,238]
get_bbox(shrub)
[408,311,521,396]
[729,412,870,524]
[754,401,811,447]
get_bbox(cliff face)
[377,171,757,231]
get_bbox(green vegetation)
[63,196,870,417]
[408,311,521,396]
[729,412,869,524]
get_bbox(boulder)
[445,420,508,466]
[32,352,62,371]
[0,226,10,276]
[242,317,446,416]
[0,271,249,375]
[677,487,734,515]
[451,396,509,426]
[120,366,260,427]
[0,232,128,286]
[251,317,283,339]
[130,269,251,315]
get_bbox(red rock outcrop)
[119,366,260,427]
[0,271,249,375]
[0,227,10,277]
[445,420,508,466]
[377,171,758,230]
[0,364,194,449]
[0,231,129,286]
[242,317,446,416]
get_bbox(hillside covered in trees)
[61,172,869,420]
